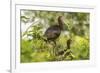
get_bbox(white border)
[11,3,96,73]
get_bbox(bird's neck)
[58,19,64,30]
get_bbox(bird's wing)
[45,27,61,38]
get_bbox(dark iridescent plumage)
[44,16,64,45]
[45,25,61,41]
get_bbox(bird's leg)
[52,41,56,56]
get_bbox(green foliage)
[71,36,89,60]
[20,10,90,63]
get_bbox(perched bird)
[44,16,65,45]
[56,39,72,56]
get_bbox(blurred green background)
[20,10,90,63]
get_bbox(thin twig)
[22,20,39,37]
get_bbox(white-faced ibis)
[57,39,72,55]
[56,39,72,57]
[44,16,65,45]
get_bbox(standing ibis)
[44,16,65,45]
